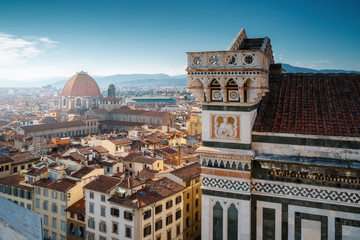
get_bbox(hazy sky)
[0,0,359,80]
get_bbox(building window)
[51,203,58,213]
[76,98,81,107]
[195,198,199,207]
[175,196,181,204]
[186,217,190,227]
[186,203,190,212]
[52,217,57,228]
[52,191,58,199]
[99,221,107,233]
[111,208,119,217]
[61,220,65,232]
[213,202,223,240]
[89,191,94,199]
[43,189,48,197]
[13,187,18,197]
[101,194,106,202]
[228,204,238,240]
[89,203,94,214]
[187,192,190,198]
[52,232,57,240]
[177,225,181,236]
[176,210,181,220]
[44,215,48,226]
[88,218,95,229]
[143,210,151,220]
[195,211,199,221]
[125,227,132,238]
[166,200,173,209]
[143,225,151,238]
[35,187,40,194]
[112,223,118,234]
[167,230,172,240]
[61,205,65,216]
[166,215,173,225]
[101,206,106,217]
[70,223,75,234]
[124,211,133,221]
[43,200,48,210]
[35,198,40,208]
[155,219,162,231]
[155,205,162,214]
[13,166,18,173]
[60,193,66,201]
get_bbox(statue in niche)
[215,116,236,138]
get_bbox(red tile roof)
[33,178,78,192]
[0,174,33,190]
[21,120,85,132]
[66,198,85,215]
[83,175,121,194]
[71,166,96,179]
[254,73,360,137]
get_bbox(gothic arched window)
[210,79,222,102]
[213,202,223,240]
[227,79,239,102]
[228,204,238,240]
[243,79,251,103]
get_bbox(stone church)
[187,29,360,239]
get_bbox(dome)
[61,71,101,97]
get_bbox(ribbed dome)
[61,71,101,97]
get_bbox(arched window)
[76,98,81,107]
[63,98,66,107]
[227,79,239,102]
[228,204,238,240]
[213,202,223,240]
[70,223,75,234]
[243,79,251,103]
[92,98,97,107]
[210,79,222,102]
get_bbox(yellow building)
[66,198,86,240]
[33,178,83,240]
[188,113,202,135]
[0,154,12,178]
[0,174,34,210]
[156,162,202,240]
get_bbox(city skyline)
[0,0,359,81]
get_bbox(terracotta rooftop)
[10,152,40,165]
[254,73,360,137]
[109,138,132,145]
[132,156,157,164]
[91,108,108,114]
[66,198,85,215]
[93,146,109,153]
[83,175,121,194]
[25,167,48,177]
[61,72,101,97]
[122,153,142,162]
[21,120,85,133]
[117,176,145,189]
[108,177,184,208]
[69,152,87,162]
[71,166,96,179]
[0,153,12,164]
[33,178,78,192]
[170,162,201,182]
[0,174,33,190]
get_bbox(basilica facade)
[187,29,360,239]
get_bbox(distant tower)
[108,84,116,97]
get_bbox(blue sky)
[0,0,359,80]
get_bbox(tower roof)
[61,71,101,97]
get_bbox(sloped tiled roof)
[71,166,95,179]
[254,73,360,137]
[170,162,201,181]
[83,175,121,194]
[21,120,85,132]
[66,198,85,215]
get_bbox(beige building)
[33,178,83,240]
[156,162,202,240]
[0,174,34,210]
[17,116,98,139]
[0,154,12,178]
[66,198,86,240]
[100,138,132,157]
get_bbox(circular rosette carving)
[226,54,236,65]
[209,55,220,66]
[214,115,237,138]
[192,55,203,66]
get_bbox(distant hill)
[0,64,358,88]
[281,63,360,74]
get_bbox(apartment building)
[157,162,202,240]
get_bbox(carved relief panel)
[212,115,240,139]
